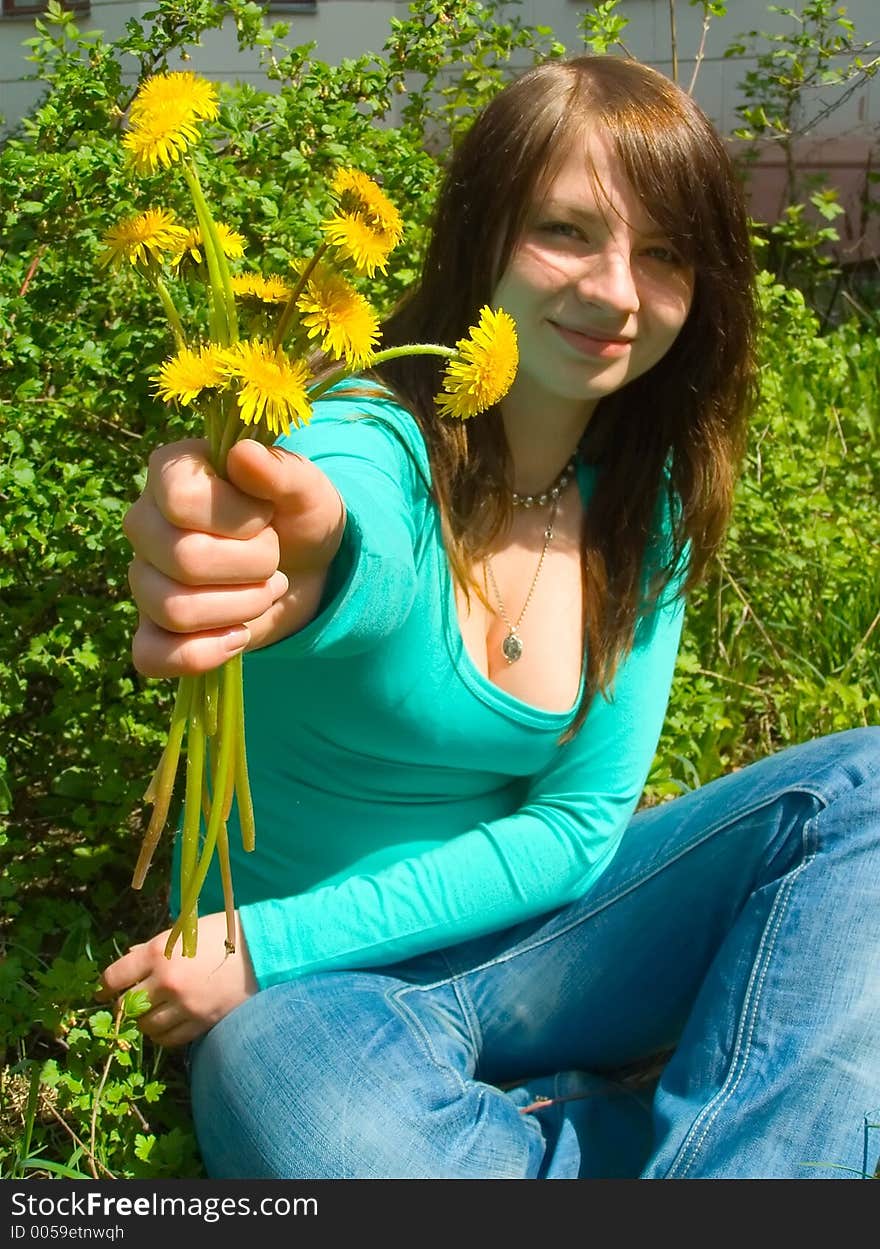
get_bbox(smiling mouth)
[549,321,633,357]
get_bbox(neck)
[500,381,596,496]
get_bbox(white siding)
[2,1,877,252]
[3,1,877,133]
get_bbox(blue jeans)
[189,728,880,1178]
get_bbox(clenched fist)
[125,438,346,676]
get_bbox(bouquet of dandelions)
[100,71,518,960]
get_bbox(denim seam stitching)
[446,973,484,1060]
[437,949,484,1057]
[450,785,829,984]
[372,785,833,997]
[391,984,473,1104]
[391,985,546,1175]
[665,815,818,1178]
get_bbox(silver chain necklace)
[484,456,577,665]
[485,499,559,664]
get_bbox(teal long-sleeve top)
[175,387,687,989]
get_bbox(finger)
[128,559,289,634]
[98,945,155,998]
[135,1002,181,1037]
[125,495,280,586]
[146,438,274,538]
[146,1020,205,1049]
[132,614,252,678]
[130,564,324,674]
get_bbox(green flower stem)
[206,701,237,951]
[273,241,330,349]
[149,274,187,349]
[202,394,223,463]
[216,407,242,474]
[142,748,164,807]
[183,160,238,347]
[211,391,242,477]
[200,764,212,830]
[232,655,256,852]
[204,667,219,737]
[215,816,237,953]
[178,676,206,958]
[132,676,193,890]
[165,658,238,959]
[306,343,456,403]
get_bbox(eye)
[539,221,583,240]
[643,244,684,265]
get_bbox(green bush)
[649,275,880,800]
[1,0,877,1179]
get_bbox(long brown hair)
[373,56,758,738]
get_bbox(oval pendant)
[502,632,523,664]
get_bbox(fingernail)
[224,626,251,655]
[269,570,289,598]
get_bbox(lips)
[549,320,633,359]
[561,326,631,343]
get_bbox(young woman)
[100,56,880,1180]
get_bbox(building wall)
[2,1,878,253]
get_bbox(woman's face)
[493,133,695,425]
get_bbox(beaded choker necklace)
[511,455,577,508]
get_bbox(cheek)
[496,244,570,304]
[650,286,694,343]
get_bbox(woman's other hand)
[97,912,258,1048]
[125,438,346,676]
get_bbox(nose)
[575,245,640,318]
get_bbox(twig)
[87,412,143,441]
[19,246,47,298]
[717,555,786,666]
[688,11,712,96]
[128,1099,150,1132]
[88,999,126,1180]
[787,53,879,140]
[694,666,771,699]
[830,406,847,455]
[839,604,880,680]
[841,288,879,326]
[43,1100,116,1180]
[20,401,142,440]
[668,0,679,84]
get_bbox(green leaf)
[123,989,152,1019]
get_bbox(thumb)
[225,438,346,574]
[224,439,314,510]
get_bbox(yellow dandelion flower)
[330,168,404,244]
[129,72,220,127]
[296,265,380,369]
[225,340,312,437]
[99,208,188,269]
[175,223,247,268]
[231,274,295,304]
[435,307,519,420]
[322,211,398,277]
[155,345,228,406]
[122,104,202,175]
[122,73,220,174]
[214,222,246,259]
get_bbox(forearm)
[240,804,618,988]
[240,578,686,987]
